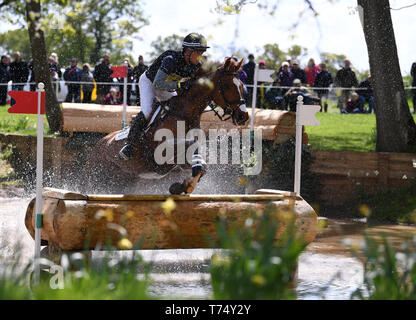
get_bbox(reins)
[203,68,246,123]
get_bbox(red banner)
[7,91,46,115]
[110,66,127,78]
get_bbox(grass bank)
[0,105,50,136]
[306,100,416,151]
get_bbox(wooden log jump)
[25,188,318,252]
[61,103,308,144]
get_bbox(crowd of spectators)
[0,51,149,106]
[241,54,383,114]
[1,50,415,114]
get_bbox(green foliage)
[358,186,416,224]
[258,138,318,203]
[0,29,31,59]
[209,204,306,299]
[351,235,416,300]
[148,34,184,61]
[258,43,308,72]
[0,249,151,299]
[0,0,148,65]
[320,51,347,77]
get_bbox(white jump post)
[122,60,128,128]
[247,66,275,194]
[294,95,320,195]
[34,82,45,284]
[250,64,259,140]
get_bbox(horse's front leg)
[169,141,207,195]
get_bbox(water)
[1,196,416,300]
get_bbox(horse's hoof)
[169,182,185,195]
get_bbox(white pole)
[294,95,304,195]
[34,82,45,284]
[122,61,128,128]
[250,64,259,138]
[246,64,259,195]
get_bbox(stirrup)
[119,145,133,160]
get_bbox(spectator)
[313,63,333,112]
[358,73,374,114]
[48,55,62,79]
[10,52,29,91]
[342,92,362,114]
[334,58,358,112]
[94,54,114,104]
[50,71,59,94]
[119,58,134,105]
[133,55,148,105]
[304,58,321,87]
[264,79,285,110]
[51,52,59,64]
[284,78,320,112]
[291,60,306,85]
[104,88,120,105]
[63,57,82,103]
[80,63,94,103]
[278,56,292,73]
[0,55,10,105]
[242,54,256,106]
[278,62,294,95]
[256,60,269,108]
[411,61,416,114]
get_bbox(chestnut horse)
[80,57,249,194]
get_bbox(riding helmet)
[182,33,210,52]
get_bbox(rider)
[119,33,210,160]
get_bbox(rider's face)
[189,51,204,65]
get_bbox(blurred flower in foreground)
[359,204,371,217]
[237,176,247,186]
[95,209,114,222]
[251,274,266,287]
[161,198,176,216]
[118,238,133,250]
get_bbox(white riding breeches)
[139,73,177,119]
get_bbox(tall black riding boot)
[119,111,147,160]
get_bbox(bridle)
[207,68,246,123]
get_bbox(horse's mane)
[167,57,245,110]
[193,57,245,79]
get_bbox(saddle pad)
[114,105,164,141]
[114,126,130,141]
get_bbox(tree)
[0,29,31,59]
[43,0,148,64]
[0,0,64,132]
[258,43,308,71]
[148,34,183,60]
[216,0,416,152]
[358,0,416,152]
[26,0,62,132]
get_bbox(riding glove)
[178,79,193,91]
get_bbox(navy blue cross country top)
[145,50,201,88]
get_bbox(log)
[25,188,318,251]
[61,103,308,143]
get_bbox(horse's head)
[211,57,249,126]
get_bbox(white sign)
[257,69,275,83]
[296,105,321,126]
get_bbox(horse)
[80,57,249,195]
